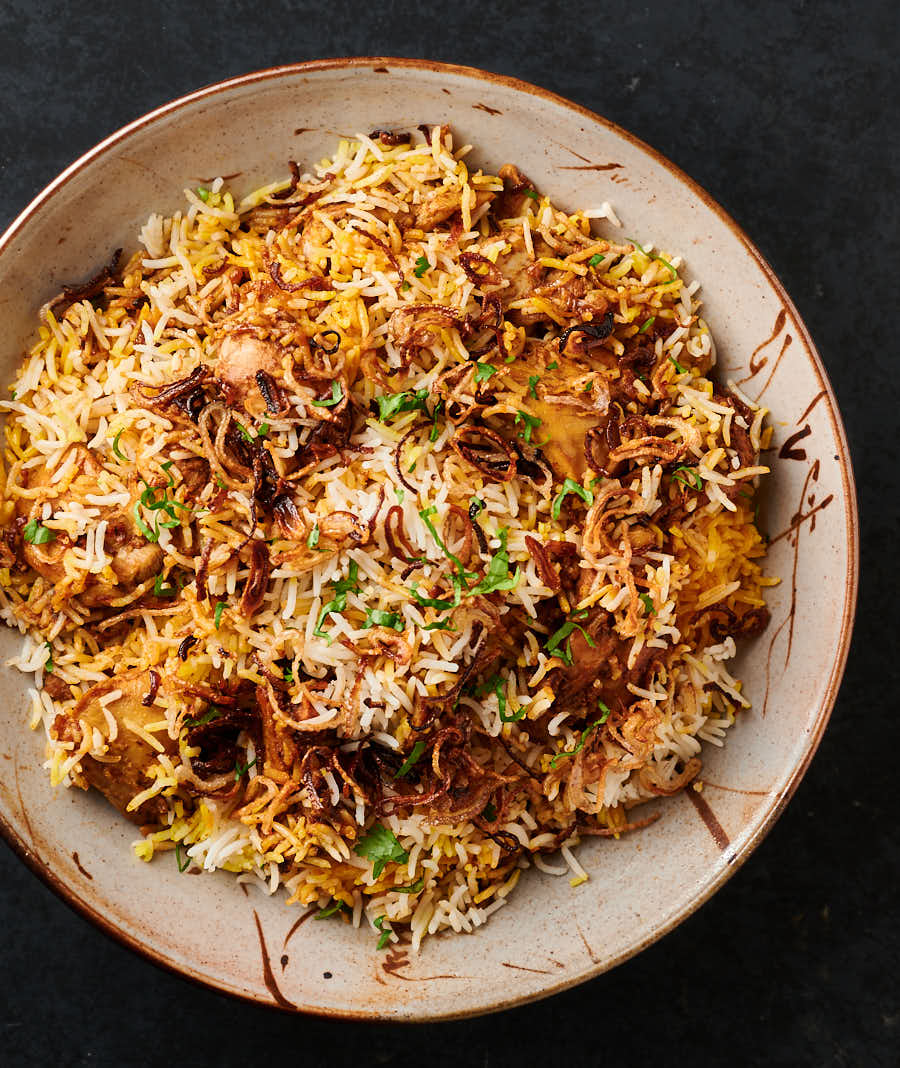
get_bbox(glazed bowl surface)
[0,59,857,1020]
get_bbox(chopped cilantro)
[214,601,226,629]
[315,900,349,919]
[527,374,540,398]
[153,573,177,598]
[311,381,344,408]
[313,561,360,640]
[411,583,459,611]
[235,421,253,443]
[183,707,222,729]
[175,842,190,872]
[546,617,596,666]
[469,528,520,596]
[374,915,392,950]
[414,254,430,277]
[514,409,541,443]
[397,741,426,777]
[423,619,456,631]
[588,253,605,267]
[364,608,404,632]
[307,524,320,550]
[43,642,53,672]
[550,717,605,768]
[550,478,594,520]
[639,592,655,615]
[23,519,55,545]
[393,877,425,894]
[257,422,270,438]
[523,189,539,201]
[375,388,429,421]
[673,465,702,491]
[354,822,409,878]
[419,506,476,581]
[474,362,498,383]
[546,360,558,370]
[234,756,258,781]
[111,429,129,461]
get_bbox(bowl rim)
[0,56,859,1020]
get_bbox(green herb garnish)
[400,280,411,291]
[550,478,594,520]
[23,519,55,545]
[549,716,605,768]
[375,388,429,421]
[112,429,129,461]
[393,877,425,895]
[419,506,476,581]
[546,360,558,370]
[527,374,540,399]
[673,466,702,491]
[423,619,456,631]
[313,561,360,640]
[364,608,404,632]
[315,901,348,919]
[354,823,409,878]
[474,362,498,383]
[44,642,53,672]
[234,756,258,781]
[588,253,605,267]
[546,617,596,667]
[153,573,177,598]
[639,592,655,615]
[374,915,392,950]
[414,255,430,278]
[668,354,687,374]
[184,707,223,729]
[196,187,210,202]
[175,842,190,872]
[523,189,539,201]
[514,410,541,443]
[307,524,321,550]
[311,381,344,408]
[638,316,656,335]
[214,601,226,629]
[469,527,520,596]
[397,741,426,777]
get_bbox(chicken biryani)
[0,126,774,951]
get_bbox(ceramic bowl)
[0,59,858,1020]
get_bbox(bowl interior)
[0,60,856,1019]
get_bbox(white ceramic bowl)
[0,59,858,1020]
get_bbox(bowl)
[0,58,858,1020]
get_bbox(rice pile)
[0,126,775,951]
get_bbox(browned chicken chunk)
[52,671,176,823]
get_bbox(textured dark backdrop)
[0,2,896,1065]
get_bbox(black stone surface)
[0,2,896,1065]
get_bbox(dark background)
[0,2,896,1065]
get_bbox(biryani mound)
[0,126,774,950]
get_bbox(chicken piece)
[413,185,461,230]
[550,613,661,715]
[387,304,463,352]
[300,205,345,267]
[215,334,285,418]
[53,671,176,823]
[97,519,164,601]
[494,345,612,482]
[16,446,163,605]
